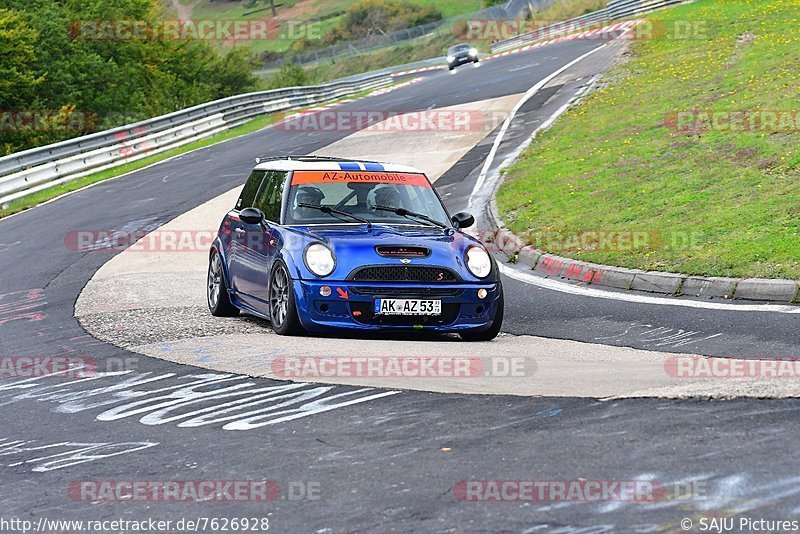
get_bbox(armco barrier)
[0,73,391,206]
[491,0,688,53]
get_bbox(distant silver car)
[446,43,479,71]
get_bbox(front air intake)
[349,266,459,283]
[375,245,430,258]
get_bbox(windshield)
[449,44,470,53]
[284,170,451,227]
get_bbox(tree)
[0,8,42,108]
[0,0,259,155]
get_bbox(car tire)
[459,291,503,342]
[269,262,305,336]
[207,249,240,317]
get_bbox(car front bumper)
[293,280,501,333]
[448,55,478,68]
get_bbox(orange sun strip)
[291,170,431,188]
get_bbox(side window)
[252,171,287,222]
[236,171,266,210]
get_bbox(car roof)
[253,156,424,175]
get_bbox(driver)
[372,186,402,210]
[294,186,325,219]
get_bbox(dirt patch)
[170,0,200,22]
[725,31,755,69]
[277,0,322,21]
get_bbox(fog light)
[320,286,331,297]
[477,288,488,299]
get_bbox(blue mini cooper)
[207,156,503,341]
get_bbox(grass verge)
[496,0,800,279]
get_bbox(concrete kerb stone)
[585,264,639,290]
[681,276,738,299]
[517,246,541,269]
[630,271,686,296]
[495,229,524,256]
[533,254,572,277]
[493,225,799,302]
[734,278,800,303]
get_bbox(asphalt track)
[1,37,800,532]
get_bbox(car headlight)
[446,55,455,63]
[469,48,478,56]
[305,243,335,277]
[465,246,492,278]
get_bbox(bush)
[262,63,309,90]
[326,0,443,42]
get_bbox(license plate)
[374,299,441,316]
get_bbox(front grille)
[350,266,460,283]
[350,302,460,326]
[350,286,463,297]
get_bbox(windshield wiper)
[373,205,449,230]
[298,203,372,228]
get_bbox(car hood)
[280,224,489,281]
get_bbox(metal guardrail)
[0,73,391,206]
[491,0,687,53]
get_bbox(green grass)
[496,0,800,279]
[531,0,607,22]
[420,0,481,18]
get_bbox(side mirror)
[451,211,475,229]
[240,207,266,227]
